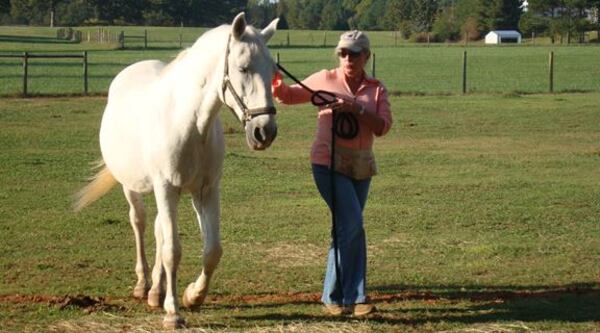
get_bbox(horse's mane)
[161,24,263,76]
[161,25,229,75]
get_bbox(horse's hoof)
[182,283,207,308]
[133,283,149,299]
[147,289,163,308]
[163,314,186,330]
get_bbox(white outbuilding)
[485,30,522,44]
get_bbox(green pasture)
[1,92,599,332]
[1,25,600,96]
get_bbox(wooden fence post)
[549,51,554,93]
[119,31,124,49]
[371,53,376,78]
[276,52,280,64]
[83,51,88,95]
[462,50,468,94]
[23,52,28,97]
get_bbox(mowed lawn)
[0,92,598,332]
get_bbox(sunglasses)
[338,49,362,59]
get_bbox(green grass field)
[1,26,600,96]
[0,91,599,332]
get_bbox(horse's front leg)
[182,185,222,308]
[153,181,185,329]
[147,213,165,308]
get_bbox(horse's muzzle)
[246,113,277,150]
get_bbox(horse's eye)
[239,67,249,74]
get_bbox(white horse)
[75,13,279,329]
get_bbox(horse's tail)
[73,161,118,212]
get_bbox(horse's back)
[108,60,165,101]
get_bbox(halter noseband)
[222,34,276,124]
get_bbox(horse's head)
[221,13,279,151]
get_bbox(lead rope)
[276,63,359,305]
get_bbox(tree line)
[1,0,598,42]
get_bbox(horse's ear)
[232,12,246,41]
[261,18,279,43]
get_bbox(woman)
[272,30,392,316]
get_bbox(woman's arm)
[271,71,313,105]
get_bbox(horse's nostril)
[254,127,265,143]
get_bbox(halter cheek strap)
[222,34,277,124]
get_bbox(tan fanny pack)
[333,145,377,180]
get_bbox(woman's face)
[338,48,369,79]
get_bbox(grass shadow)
[220,283,599,326]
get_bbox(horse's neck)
[162,45,224,139]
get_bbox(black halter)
[222,34,276,124]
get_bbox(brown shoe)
[323,303,345,316]
[353,303,376,317]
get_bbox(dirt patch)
[2,286,598,310]
[0,294,127,313]
[209,291,322,305]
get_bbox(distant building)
[485,30,522,44]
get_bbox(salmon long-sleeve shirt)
[272,67,393,167]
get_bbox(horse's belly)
[100,117,153,192]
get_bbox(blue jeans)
[312,164,371,306]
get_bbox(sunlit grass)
[0,93,598,332]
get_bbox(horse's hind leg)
[123,188,150,299]
[182,186,223,308]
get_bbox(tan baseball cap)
[336,30,370,53]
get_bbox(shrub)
[411,31,432,43]
[461,17,481,41]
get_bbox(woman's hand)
[271,71,283,89]
[328,98,386,135]
[327,98,362,115]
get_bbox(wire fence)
[0,45,599,96]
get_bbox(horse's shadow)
[214,283,600,326]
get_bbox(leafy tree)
[246,0,277,28]
[283,0,304,28]
[320,0,347,30]
[10,0,51,25]
[519,9,549,35]
[0,0,9,13]
[479,0,522,30]
[382,0,413,35]
[526,0,594,43]
[87,0,144,24]
[590,0,600,41]
[412,0,438,32]
[431,6,461,40]
[354,0,387,30]
[56,0,93,26]
[301,0,325,29]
